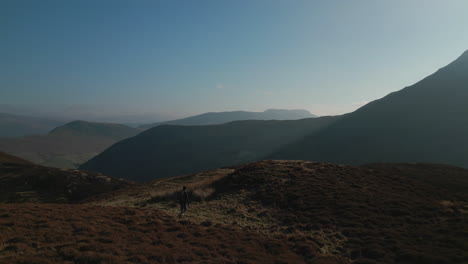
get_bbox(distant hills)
[80,116,338,181]
[0,112,65,137]
[0,109,316,170]
[271,49,468,167]
[139,109,316,129]
[0,120,139,168]
[82,49,468,181]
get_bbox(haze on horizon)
[1,0,468,123]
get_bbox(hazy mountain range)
[0,109,317,169]
[139,109,316,129]
[81,49,468,181]
[80,116,337,181]
[0,121,140,168]
[0,113,65,137]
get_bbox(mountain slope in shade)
[80,116,338,181]
[0,120,140,169]
[139,109,316,129]
[0,152,133,203]
[0,112,65,137]
[272,49,468,167]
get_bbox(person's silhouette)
[178,186,190,218]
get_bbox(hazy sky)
[2,0,468,122]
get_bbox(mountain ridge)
[139,109,316,129]
[270,49,468,167]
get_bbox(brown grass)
[3,160,468,263]
[145,179,221,204]
[0,203,334,264]
[118,160,468,264]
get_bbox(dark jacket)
[180,190,189,204]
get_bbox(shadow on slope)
[80,116,339,181]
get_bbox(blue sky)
[1,0,468,122]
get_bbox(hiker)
[178,186,190,218]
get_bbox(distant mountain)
[139,109,316,129]
[0,112,65,137]
[0,152,133,203]
[271,49,468,167]
[49,120,140,140]
[0,120,140,168]
[80,116,338,181]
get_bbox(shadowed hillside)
[0,152,133,203]
[272,50,468,167]
[139,109,316,129]
[87,160,468,264]
[80,116,338,181]
[0,120,140,168]
[364,163,468,196]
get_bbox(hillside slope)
[272,50,468,167]
[0,151,33,165]
[0,152,133,203]
[0,203,349,264]
[139,109,316,129]
[0,120,140,168]
[80,116,338,181]
[88,160,468,264]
